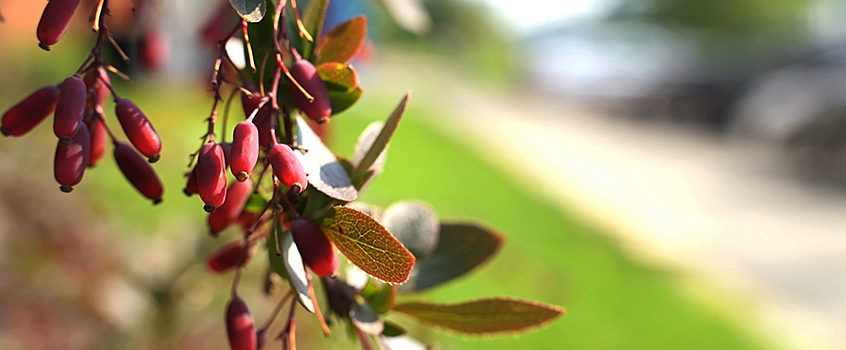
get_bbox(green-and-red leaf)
[316,16,367,65]
[317,62,359,91]
[393,298,565,334]
[322,206,415,284]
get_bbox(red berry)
[207,240,255,273]
[268,144,307,195]
[83,67,110,110]
[115,99,161,163]
[197,142,227,212]
[85,110,107,167]
[230,121,259,182]
[242,89,274,149]
[291,218,339,278]
[138,28,169,72]
[289,59,332,124]
[183,166,199,196]
[114,142,164,204]
[54,76,87,141]
[253,108,273,149]
[1,85,60,137]
[54,123,90,193]
[36,0,81,50]
[208,178,253,235]
[226,295,257,350]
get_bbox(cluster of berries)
[1,0,164,203]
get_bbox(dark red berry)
[54,123,90,193]
[208,178,253,235]
[114,142,164,204]
[115,99,161,163]
[54,76,87,141]
[85,109,107,167]
[1,85,60,137]
[183,166,199,196]
[83,67,110,110]
[291,218,339,278]
[207,240,254,273]
[253,108,273,149]
[197,142,227,212]
[230,121,259,182]
[226,295,257,350]
[36,0,81,50]
[268,144,307,195]
[289,58,332,124]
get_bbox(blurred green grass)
[1,75,780,349]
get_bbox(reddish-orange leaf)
[316,16,367,65]
[393,298,565,334]
[322,206,415,284]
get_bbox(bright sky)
[479,0,621,33]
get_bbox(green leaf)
[267,218,289,279]
[351,298,384,335]
[316,16,367,65]
[366,284,397,314]
[300,0,328,60]
[399,223,503,292]
[381,321,406,337]
[393,298,565,334]
[351,92,410,181]
[317,62,359,91]
[328,86,363,116]
[244,192,267,213]
[380,201,439,260]
[294,117,358,201]
[229,0,266,22]
[322,206,415,284]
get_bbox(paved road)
[369,51,846,350]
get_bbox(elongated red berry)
[184,166,199,196]
[207,240,255,273]
[291,218,339,277]
[36,0,81,50]
[116,98,161,163]
[114,142,164,204]
[230,122,259,182]
[54,76,87,141]
[85,110,107,167]
[2,85,60,137]
[83,67,110,109]
[268,144,307,195]
[289,58,332,124]
[242,88,274,149]
[54,123,90,193]
[208,178,253,235]
[226,295,257,350]
[197,142,227,212]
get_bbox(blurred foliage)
[612,0,814,39]
[373,0,519,89]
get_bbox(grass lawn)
[327,93,781,350]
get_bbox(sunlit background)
[2,0,846,349]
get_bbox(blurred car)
[525,20,750,128]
